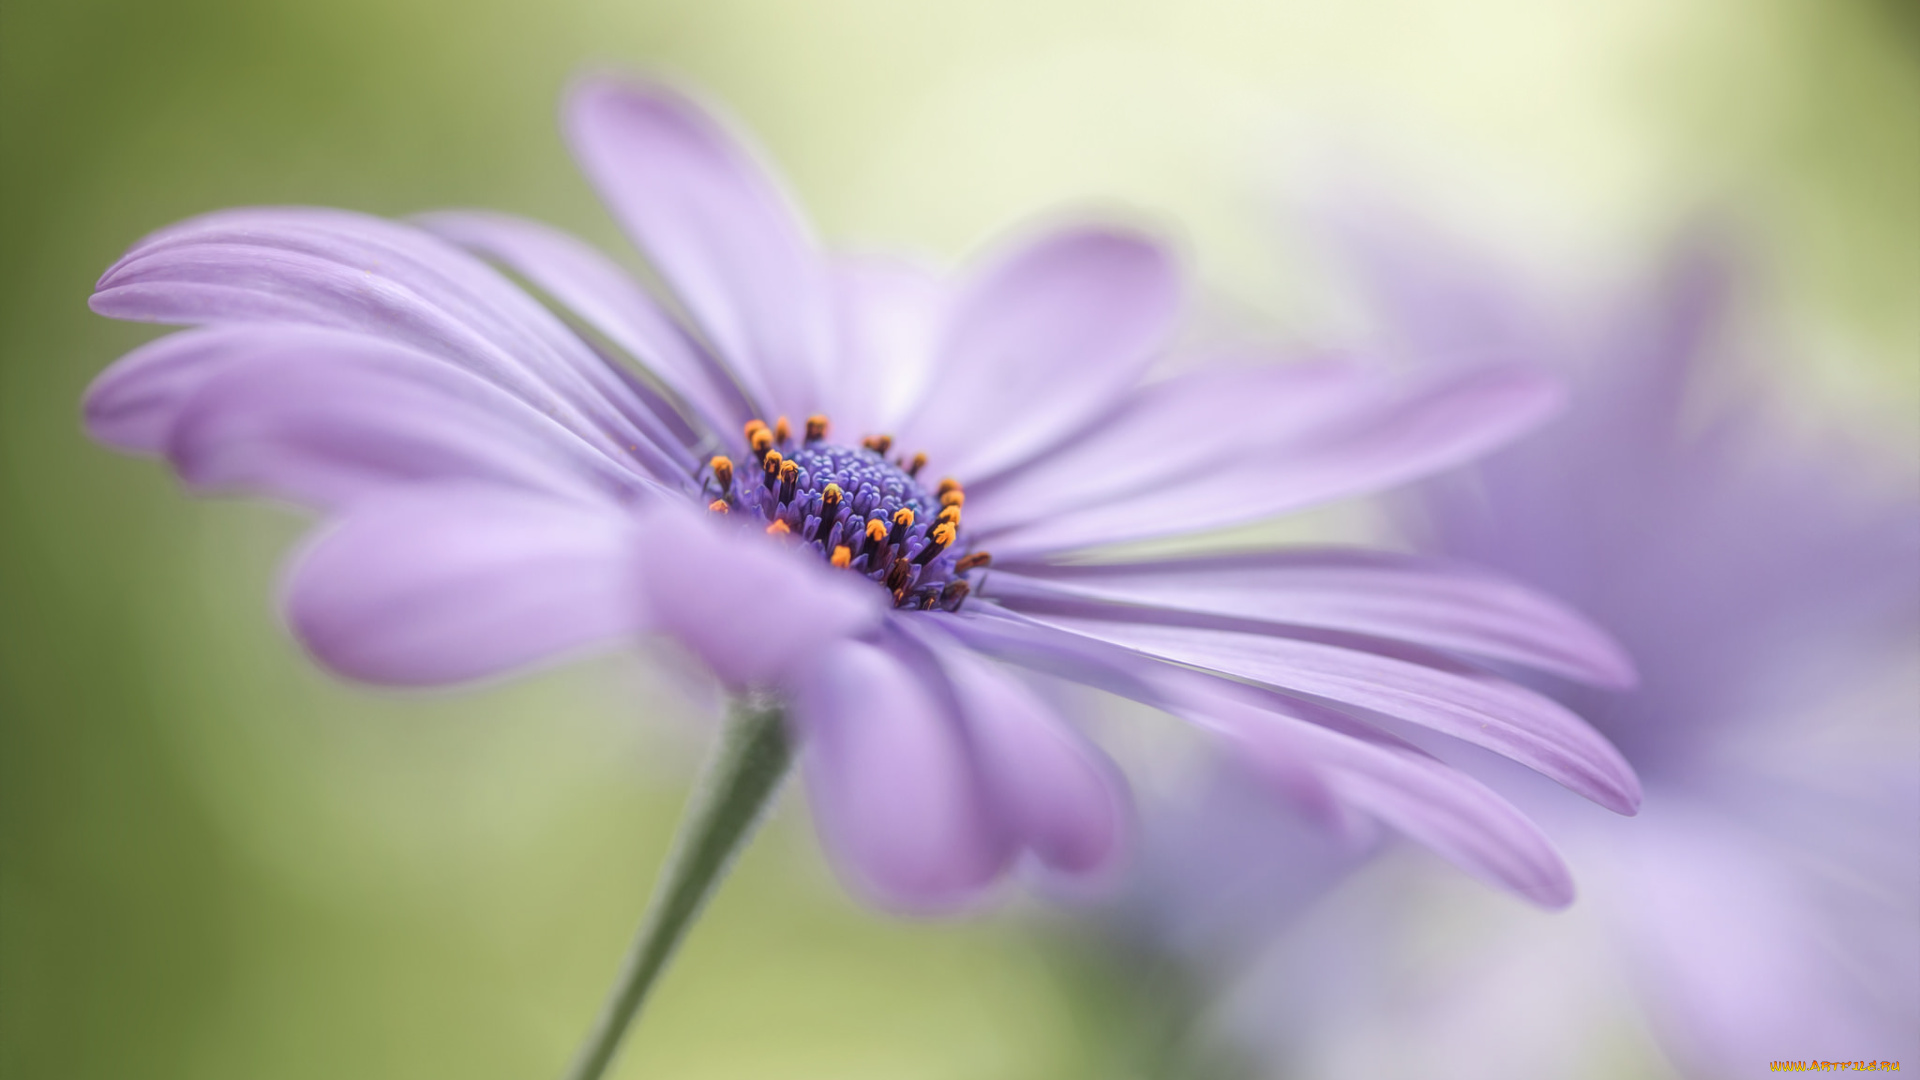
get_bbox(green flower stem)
[561,696,794,1080]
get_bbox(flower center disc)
[708,417,986,610]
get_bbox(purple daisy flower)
[1172,220,1920,1079]
[83,75,1642,1069]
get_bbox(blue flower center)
[704,416,988,610]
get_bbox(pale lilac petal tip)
[158,331,649,511]
[283,488,644,686]
[1166,675,1576,908]
[83,326,260,453]
[1021,610,1642,816]
[562,74,833,416]
[88,206,689,477]
[793,638,1010,911]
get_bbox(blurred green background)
[3,1,1914,1077]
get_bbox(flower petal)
[632,506,885,690]
[154,328,655,510]
[1159,672,1576,908]
[563,75,834,417]
[1014,608,1642,815]
[827,255,947,439]
[986,548,1636,688]
[896,226,1181,482]
[910,625,1129,878]
[946,606,1573,906]
[89,206,691,478]
[978,364,1561,558]
[417,209,751,438]
[84,326,270,453]
[282,487,645,686]
[963,359,1377,534]
[792,636,1011,911]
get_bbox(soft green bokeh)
[3,1,1914,1077]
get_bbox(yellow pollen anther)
[914,521,955,565]
[862,434,894,455]
[709,456,733,492]
[749,428,774,457]
[936,477,961,496]
[765,520,791,537]
[936,505,962,527]
[707,499,729,515]
[906,452,927,477]
[864,519,889,544]
[892,507,915,528]
[822,482,843,504]
[743,418,768,439]
[940,489,965,508]
[830,545,852,568]
[779,459,799,482]
[762,450,783,488]
[773,416,791,444]
[955,551,991,572]
[805,414,829,441]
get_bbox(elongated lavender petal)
[84,326,270,453]
[945,606,1572,905]
[980,365,1561,557]
[1017,608,1641,815]
[632,507,885,690]
[791,637,1012,911]
[563,76,834,417]
[149,329,656,510]
[1161,673,1576,907]
[417,209,751,439]
[283,487,645,686]
[986,548,1636,688]
[828,255,947,440]
[910,625,1129,877]
[896,227,1181,482]
[964,359,1378,535]
[89,207,692,478]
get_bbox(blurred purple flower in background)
[82,75,1644,919]
[1129,217,1920,1079]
